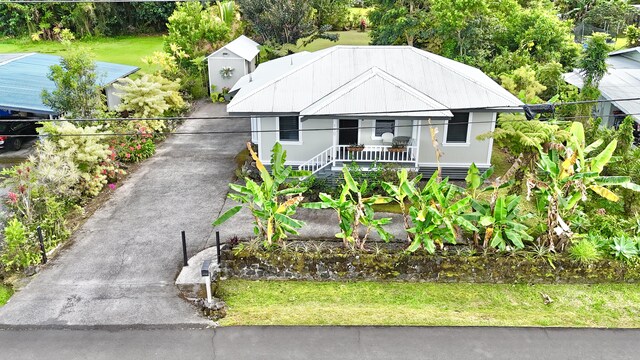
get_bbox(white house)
[227,46,523,179]
[564,47,640,128]
[207,35,260,94]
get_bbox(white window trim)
[276,116,303,145]
[371,119,398,140]
[443,112,473,147]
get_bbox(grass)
[293,30,371,53]
[218,280,640,327]
[0,284,12,307]
[0,35,164,73]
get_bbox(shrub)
[114,73,186,118]
[608,236,639,263]
[1,218,40,272]
[569,238,601,265]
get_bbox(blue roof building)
[0,53,139,116]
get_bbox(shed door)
[338,120,359,145]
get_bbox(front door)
[338,119,359,145]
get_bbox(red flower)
[18,185,26,194]
[7,192,18,204]
[125,153,131,159]
[136,144,142,150]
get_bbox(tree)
[578,32,610,87]
[41,49,104,119]
[369,0,430,46]
[164,2,231,68]
[499,65,546,103]
[584,0,633,35]
[431,0,489,56]
[113,74,186,118]
[310,0,351,30]
[238,0,338,45]
[625,24,640,47]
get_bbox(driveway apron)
[0,102,249,326]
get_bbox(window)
[278,116,300,142]
[374,120,395,137]
[446,113,470,143]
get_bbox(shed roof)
[563,48,640,122]
[228,46,523,116]
[208,35,260,61]
[0,53,139,115]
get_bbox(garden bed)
[221,241,640,284]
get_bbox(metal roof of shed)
[228,46,523,116]
[0,53,139,115]
[208,35,260,61]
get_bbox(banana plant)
[303,167,392,249]
[527,122,640,250]
[467,195,533,251]
[401,172,477,254]
[381,169,422,243]
[213,142,307,247]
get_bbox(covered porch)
[298,118,423,174]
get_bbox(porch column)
[332,119,338,167]
[413,119,421,168]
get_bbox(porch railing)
[298,145,418,175]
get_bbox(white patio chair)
[381,132,394,145]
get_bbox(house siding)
[417,112,494,167]
[258,117,333,164]
[256,113,495,170]
[208,54,247,93]
[105,84,122,110]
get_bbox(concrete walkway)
[0,102,249,326]
[1,326,639,359]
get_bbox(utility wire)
[6,96,640,124]
[0,115,634,138]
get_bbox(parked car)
[0,120,40,151]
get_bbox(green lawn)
[218,280,640,327]
[0,35,164,73]
[293,30,371,53]
[0,284,12,307]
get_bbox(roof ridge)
[229,47,340,110]
[301,66,450,116]
[407,47,520,105]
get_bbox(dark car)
[0,121,40,151]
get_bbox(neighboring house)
[228,46,523,179]
[0,53,139,117]
[207,35,260,95]
[563,47,640,128]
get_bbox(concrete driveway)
[0,102,249,326]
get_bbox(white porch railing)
[298,145,419,175]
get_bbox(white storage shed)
[207,35,260,94]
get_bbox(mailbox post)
[201,259,212,303]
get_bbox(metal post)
[215,231,221,265]
[181,231,188,267]
[37,226,47,264]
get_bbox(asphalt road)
[1,326,639,359]
[0,102,250,326]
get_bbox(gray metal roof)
[208,35,260,61]
[563,48,640,122]
[228,46,523,116]
[0,53,139,115]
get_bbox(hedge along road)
[0,102,250,326]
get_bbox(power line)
[7,96,640,124]
[0,114,633,138]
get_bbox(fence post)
[37,226,47,264]
[215,231,221,265]
[181,231,188,267]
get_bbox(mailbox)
[201,259,212,277]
